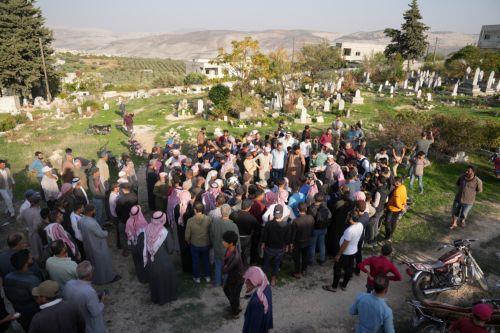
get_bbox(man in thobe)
[78,205,120,285]
[41,166,60,207]
[95,152,110,191]
[255,147,272,182]
[0,159,15,218]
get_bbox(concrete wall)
[0,96,21,114]
[478,25,500,49]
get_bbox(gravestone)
[103,102,110,111]
[378,84,383,93]
[479,70,484,82]
[329,82,336,94]
[426,93,432,102]
[384,80,389,86]
[316,116,324,123]
[77,106,83,116]
[178,99,189,111]
[0,96,21,114]
[484,71,495,95]
[197,99,204,114]
[403,79,408,90]
[365,73,370,84]
[390,86,394,95]
[323,99,331,112]
[417,89,422,99]
[414,81,420,92]
[338,99,345,111]
[239,107,253,120]
[352,89,364,105]
[451,82,458,97]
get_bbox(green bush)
[208,84,230,109]
[183,73,206,85]
[0,115,26,132]
[81,100,101,111]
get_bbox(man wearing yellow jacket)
[384,177,407,241]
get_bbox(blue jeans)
[92,198,105,225]
[452,200,473,221]
[309,228,327,263]
[271,168,284,182]
[409,174,424,192]
[263,247,284,277]
[214,258,226,286]
[190,245,210,279]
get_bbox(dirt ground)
[0,168,498,333]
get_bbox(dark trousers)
[263,247,284,277]
[250,231,261,265]
[271,168,284,182]
[293,245,309,274]
[240,236,251,267]
[190,245,210,279]
[223,281,244,315]
[332,253,356,289]
[355,237,364,273]
[384,210,403,240]
[368,210,384,243]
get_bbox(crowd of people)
[0,116,488,333]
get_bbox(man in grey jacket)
[64,261,107,333]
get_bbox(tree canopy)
[0,0,57,98]
[299,40,343,83]
[384,0,429,64]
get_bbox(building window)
[484,34,490,40]
[355,51,361,56]
[343,48,351,56]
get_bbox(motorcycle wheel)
[412,272,438,301]
[470,257,488,290]
[416,321,444,333]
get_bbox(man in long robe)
[78,204,120,285]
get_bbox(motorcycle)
[405,239,488,301]
[408,299,500,333]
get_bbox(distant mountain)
[51,28,478,60]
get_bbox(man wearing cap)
[64,261,106,333]
[30,280,85,333]
[450,303,493,333]
[0,159,15,218]
[29,152,45,182]
[41,166,60,205]
[261,204,291,286]
[19,189,35,218]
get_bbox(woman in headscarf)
[143,211,178,305]
[125,205,149,283]
[174,181,194,273]
[242,266,273,333]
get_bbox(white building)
[185,59,235,79]
[335,42,387,62]
[478,25,500,49]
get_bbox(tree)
[384,0,429,69]
[445,45,500,75]
[0,0,57,98]
[268,48,292,111]
[208,84,230,109]
[76,73,103,95]
[298,40,343,86]
[215,37,269,98]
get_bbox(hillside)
[52,28,477,60]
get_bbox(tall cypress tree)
[0,0,55,98]
[384,0,429,66]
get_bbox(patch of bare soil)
[133,125,156,153]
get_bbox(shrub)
[183,73,206,85]
[208,84,230,109]
[81,100,101,111]
[0,115,26,132]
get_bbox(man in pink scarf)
[202,182,220,214]
[45,218,79,261]
[125,205,148,245]
[243,266,273,333]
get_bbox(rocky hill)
[52,28,477,60]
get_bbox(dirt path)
[133,125,157,154]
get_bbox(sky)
[37,0,499,34]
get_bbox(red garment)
[358,255,402,286]
[250,199,266,225]
[449,318,489,333]
[345,148,357,160]
[319,133,332,146]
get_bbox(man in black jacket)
[307,193,332,266]
[229,199,259,266]
[290,202,314,278]
[261,204,290,286]
[115,183,138,255]
[30,280,85,333]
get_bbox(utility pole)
[39,38,52,101]
[432,37,438,63]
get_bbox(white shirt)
[70,212,83,241]
[374,153,389,162]
[40,298,62,310]
[271,149,285,169]
[41,175,60,200]
[332,120,343,135]
[19,200,31,215]
[300,141,312,158]
[109,192,119,218]
[339,222,364,255]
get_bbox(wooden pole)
[39,37,52,101]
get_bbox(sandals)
[449,224,458,230]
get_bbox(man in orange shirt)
[384,177,407,242]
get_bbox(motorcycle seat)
[422,300,471,314]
